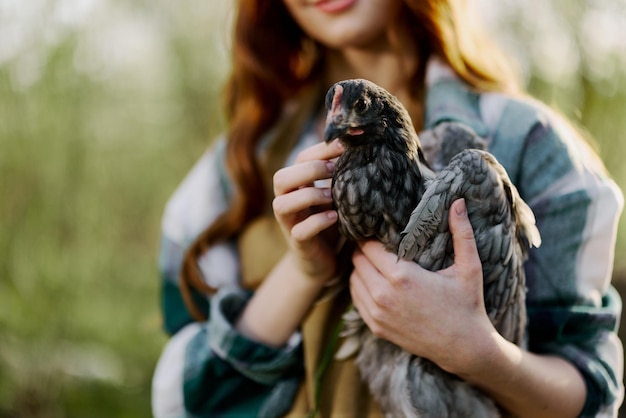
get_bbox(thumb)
[449,199,481,275]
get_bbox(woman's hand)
[272,139,344,284]
[237,139,344,347]
[349,198,496,375]
[350,198,587,418]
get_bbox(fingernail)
[327,211,337,220]
[326,162,335,173]
[454,198,467,216]
[323,188,332,198]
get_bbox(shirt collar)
[423,57,489,137]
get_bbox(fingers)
[350,244,427,342]
[447,198,482,279]
[290,210,338,243]
[272,187,333,218]
[272,185,336,244]
[273,160,335,196]
[273,140,343,196]
[352,243,387,297]
[350,242,413,312]
[349,248,388,337]
[357,240,416,287]
[295,138,344,164]
[271,140,344,261]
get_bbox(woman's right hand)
[272,139,344,284]
[236,139,344,346]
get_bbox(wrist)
[451,334,523,415]
[453,330,522,393]
[432,316,504,380]
[286,250,339,288]
[236,252,331,347]
[453,331,586,418]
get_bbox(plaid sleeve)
[160,138,245,335]
[153,142,304,417]
[152,288,303,417]
[183,288,303,416]
[493,100,624,417]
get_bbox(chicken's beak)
[324,117,349,143]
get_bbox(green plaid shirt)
[152,61,624,417]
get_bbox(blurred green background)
[0,0,625,417]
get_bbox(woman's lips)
[314,0,357,14]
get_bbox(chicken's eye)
[354,98,369,113]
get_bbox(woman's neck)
[323,31,418,105]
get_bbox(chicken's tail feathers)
[476,150,541,250]
[513,197,542,249]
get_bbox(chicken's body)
[324,79,540,418]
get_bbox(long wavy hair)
[179,0,522,320]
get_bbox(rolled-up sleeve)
[153,289,303,417]
[180,288,303,415]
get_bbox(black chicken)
[323,79,541,418]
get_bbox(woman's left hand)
[349,198,497,375]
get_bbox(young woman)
[152,0,624,416]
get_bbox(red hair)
[180,0,521,320]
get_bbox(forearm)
[236,252,327,347]
[461,331,586,418]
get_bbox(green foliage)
[0,23,225,416]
